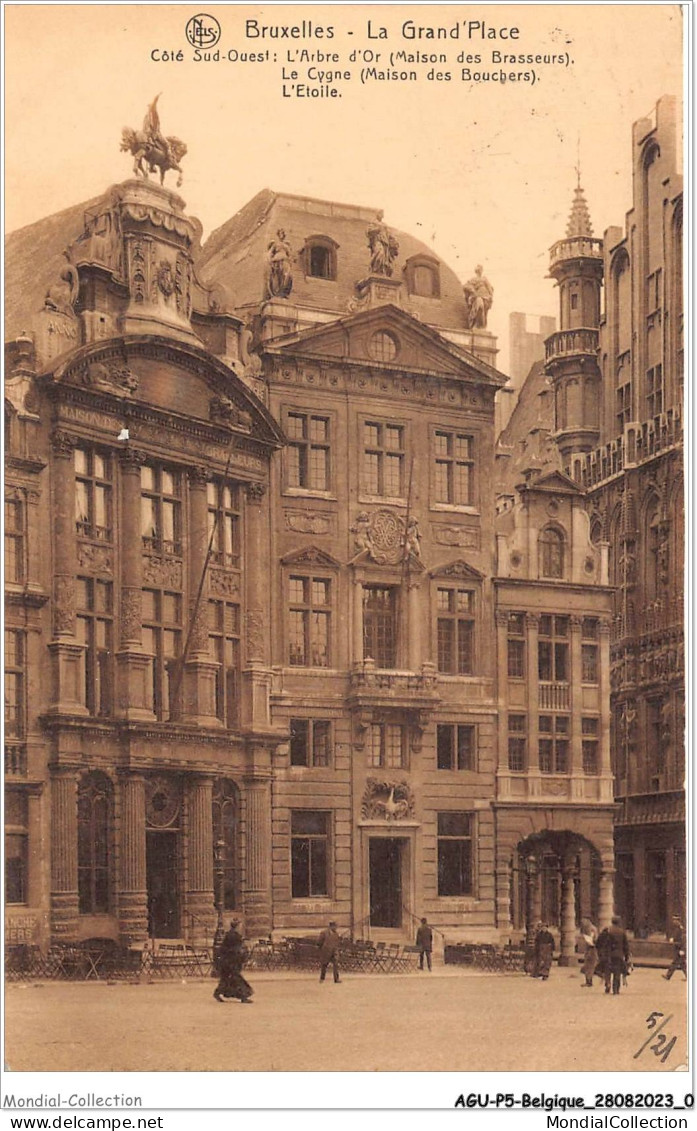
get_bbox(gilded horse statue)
[121,95,187,188]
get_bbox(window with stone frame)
[302,236,338,281]
[582,717,600,775]
[433,430,474,506]
[5,496,25,584]
[405,255,441,298]
[507,714,527,772]
[285,411,331,492]
[581,617,599,683]
[288,575,331,668]
[290,719,332,767]
[538,527,565,579]
[77,771,112,914]
[207,481,241,568]
[5,791,28,904]
[5,628,24,739]
[141,465,182,555]
[213,779,238,911]
[436,586,475,675]
[363,585,398,669]
[507,612,526,679]
[538,615,569,682]
[208,599,240,727]
[437,812,474,896]
[291,810,330,898]
[616,382,632,431]
[538,714,570,774]
[75,448,113,542]
[362,420,405,497]
[76,577,113,716]
[436,724,476,770]
[142,588,182,720]
[368,722,408,769]
[646,363,664,418]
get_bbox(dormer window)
[303,235,339,281]
[405,254,441,299]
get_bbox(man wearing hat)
[317,920,342,984]
[213,918,253,1003]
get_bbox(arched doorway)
[145,774,182,938]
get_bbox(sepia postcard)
[2,0,690,1121]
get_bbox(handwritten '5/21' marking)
[634,1012,677,1063]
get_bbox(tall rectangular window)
[288,576,331,667]
[76,578,113,716]
[508,714,527,772]
[207,481,240,568]
[5,792,28,904]
[582,717,599,775]
[363,585,398,668]
[616,383,632,431]
[208,599,240,727]
[142,589,182,720]
[291,811,329,898]
[581,618,599,683]
[538,615,569,682]
[507,612,526,678]
[4,629,24,738]
[437,812,473,896]
[5,498,25,583]
[362,421,405,497]
[434,431,474,505]
[286,412,330,491]
[368,723,407,769]
[141,466,182,555]
[437,587,474,674]
[75,449,113,542]
[436,724,476,770]
[290,719,332,767]
[538,715,569,774]
[646,364,664,418]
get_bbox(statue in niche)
[266,229,293,298]
[463,264,494,329]
[366,211,399,277]
[404,516,422,559]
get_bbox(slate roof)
[494,360,556,496]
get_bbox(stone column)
[407,578,422,671]
[570,616,583,779]
[495,852,513,935]
[241,483,271,729]
[352,578,364,665]
[598,618,612,783]
[48,431,86,715]
[558,856,578,965]
[243,774,272,937]
[50,766,79,940]
[116,447,153,720]
[117,771,148,944]
[598,864,615,929]
[180,467,218,725]
[526,613,540,781]
[186,775,216,945]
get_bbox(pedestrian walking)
[416,917,433,971]
[318,920,342,984]
[580,917,598,987]
[596,916,630,995]
[534,923,555,980]
[213,919,254,1004]
[663,916,687,981]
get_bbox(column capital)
[525,612,539,629]
[50,429,78,457]
[245,481,267,505]
[570,615,583,631]
[495,609,509,628]
[598,617,612,637]
[118,445,148,472]
[188,465,209,488]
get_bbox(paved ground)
[5,966,688,1073]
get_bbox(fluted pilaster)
[50,767,79,939]
[186,776,216,944]
[558,858,578,965]
[117,772,148,943]
[243,775,272,937]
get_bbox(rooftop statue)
[366,211,399,277]
[266,229,293,299]
[121,95,187,188]
[463,264,494,329]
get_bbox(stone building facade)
[6,123,621,954]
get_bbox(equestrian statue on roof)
[121,95,187,188]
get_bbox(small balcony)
[348,659,442,712]
[538,682,570,711]
[5,742,27,777]
[549,235,603,269]
[544,327,599,364]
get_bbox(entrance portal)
[146,830,180,937]
[369,838,403,928]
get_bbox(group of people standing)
[528,915,632,993]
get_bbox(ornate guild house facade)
[4,97,682,956]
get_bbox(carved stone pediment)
[361,778,415,821]
[429,558,484,581]
[280,546,341,568]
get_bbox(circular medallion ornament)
[146,775,181,828]
[371,510,403,563]
[156,260,175,298]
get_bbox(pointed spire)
[566,173,594,239]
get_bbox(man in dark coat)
[596,916,630,995]
[534,923,555,980]
[416,917,433,971]
[664,916,687,981]
[318,921,341,983]
[213,919,253,1003]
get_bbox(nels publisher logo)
[185,13,221,50]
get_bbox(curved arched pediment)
[44,334,285,451]
[429,558,484,581]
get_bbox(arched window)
[77,772,112,914]
[539,527,565,579]
[212,780,238,911]
[303,236,339,281]
[405,254,441,298]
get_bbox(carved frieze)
[78,360,139,396]
[143,554,183,589]
[77,543,113,574]
[431,524,480,549]
[361,778,415,821]
[120,587,143,646]
[53,577,76,635]
[209,569,240,599]
[284,511,333,535]
[246,608,265,660]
